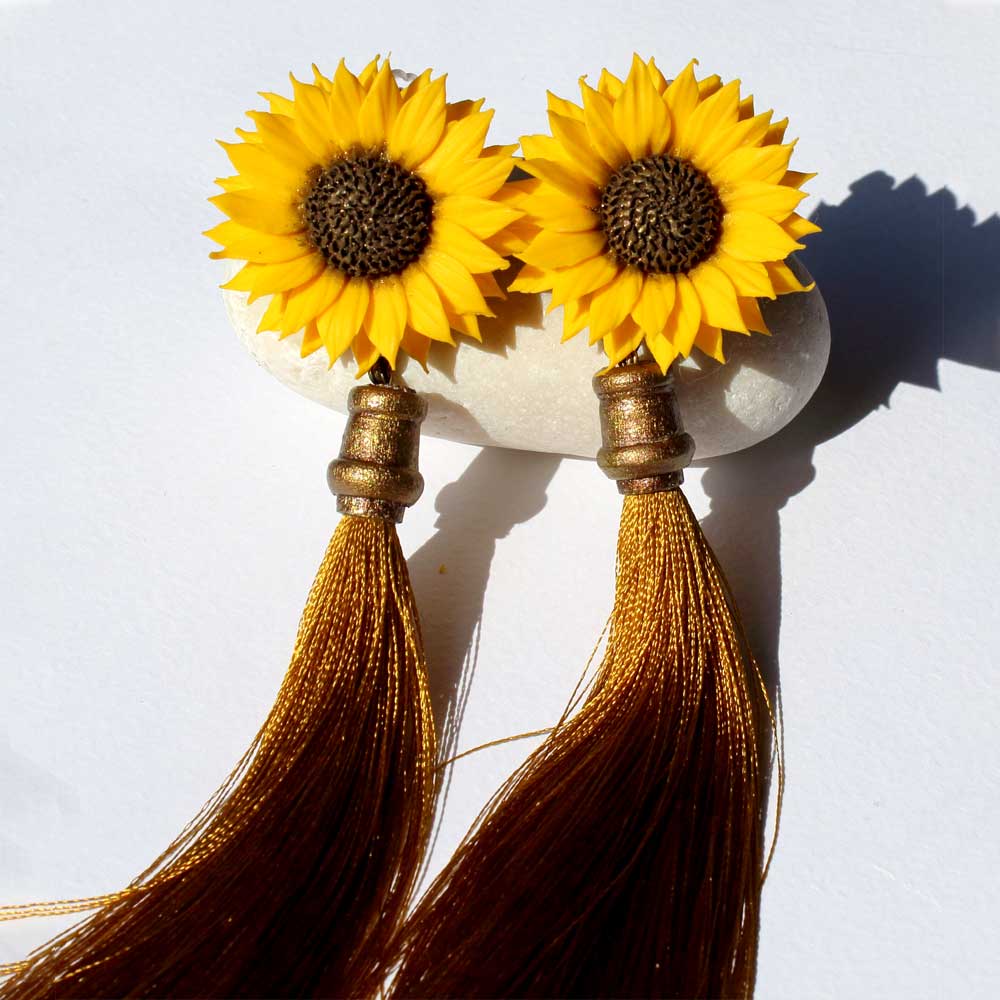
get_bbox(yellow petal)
[509,264,555,294]
[328,59,364,147]
[357,56,381,88]
[694,323,726,361]
[443,309,481,341]
[402,68,432,99]
[520,134,564,162]
[400,326,431,369]
[738,295,770,335]
[419,109,494,182]
[496,175,540,206]
[209,191,303,235]
[366,277,408,367]
[765,117,789,145]
[676,79,741,163]
[689,261,748,332]
[222,255,325,299]
[519,228,607,270]
[663,60,700,142]
[311,63,333,91]
[434,195,522,239]
[402,265,455,343]
[488,216,537,255]
[205,222,311,264]
[613,53,671,159]
[300,320,323,357]
[441,148,517,199]
[430,219,508,274]
[688,110,772,175]
[278,269,346,334]
[357,61,401,148]
[217,140,303,191]
[233,127,261,146]
[561,293,592,342]
[698,73,723,99]
[631,273,677,334]
[579,82,630,170]
[719,210,804,261]
[602,317,644,367]
[547,89,585,121]
[713,254,775,298]
[781,214,822,239]
[316,277,370,359]
[520,187,600,232]
[549,253,620,310]
[547,112,612,186]
[256,292,286,333]
[645,329,680,373]
[260,90,296,116]
[288,74,338,160]
[244,111,317,172]
[213,174,252,193]
[420,250,490,315]
[597,68,624,99]
[723,180,807,220]
[646,57,669,95]
[765,260,815,294]
[446,97,485,124]
[388,75,447,168]
[712,142,794,188]
[521,157,598,207]
[587,267,644,342]
[782,170,816,190]
[351,331,381,376]
[474,271,505,300]
[665,273,702,355]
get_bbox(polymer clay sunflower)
[511,55,820,370]
[207,57,523,375]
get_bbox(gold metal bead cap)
[327,384,428,523]
[593,361,695,495]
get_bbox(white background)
[2,1,999,997]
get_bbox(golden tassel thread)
[390,490,776,998]
[0,894,139,980]
[2,515,436,999]
[0,728,560,982]
[389,361,780,999]
[0,895,131,924]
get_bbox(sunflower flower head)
[510,55,820,371]
[207,57,525,376]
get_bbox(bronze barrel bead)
[593,361,695,495]
[327,384,427,523]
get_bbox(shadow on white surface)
[702,170,1000,711]
[405,447,561,866]
[408,449,561,754]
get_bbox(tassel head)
[594,360,695,494]
[328,383,428,522]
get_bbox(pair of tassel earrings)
[2,54,817,998]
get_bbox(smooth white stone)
[223,262,829,461]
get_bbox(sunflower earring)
[389,56,820,999]
[1,57,523,999]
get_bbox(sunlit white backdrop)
[2,2,999,997]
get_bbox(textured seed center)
[599,155,723,274]
[302,153,433,279]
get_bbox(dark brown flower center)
[301,153,433,279]
[599,155,723,274]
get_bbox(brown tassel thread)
[2,383,435,999]
[390,361,777,999]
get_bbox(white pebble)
[223,262,829,461]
